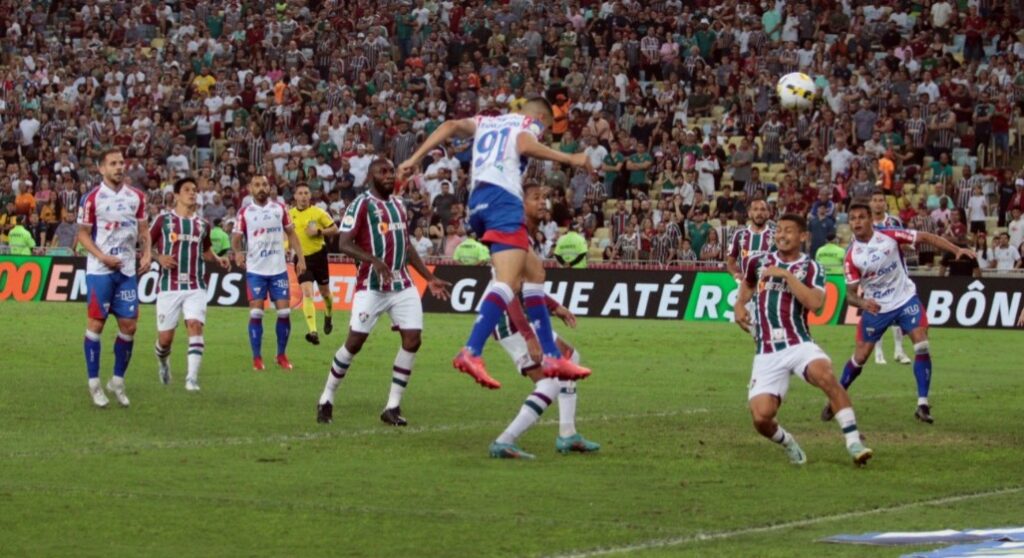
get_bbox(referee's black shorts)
[298,248,330,285]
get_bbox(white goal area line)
[546,485,1024,558]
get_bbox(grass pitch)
[1,303,1022,557]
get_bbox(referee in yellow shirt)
[290,184,339,345]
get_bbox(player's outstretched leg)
[275,307,293,370]
[455,277,513,389]
[805,359,872,466]
[491,374,560,459]
[382,331,420,427]
[911,338,934,424]
[84,329,108,408]
[750,395,806,465]
[248,308,265,370]
[555,348,599,454]
[521,253,590,381]
[317,334,364,424]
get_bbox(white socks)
[834,407,862,447]
[187,336,204,381]
[558,349,581,437]
[387,348,416,410]
[497,378,560,445]
[320,346,353,405]
[771,425,795,447]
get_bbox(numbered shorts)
[86,272,139,320]
[858,295,927,344]
[156,289,208,332]
[748,342,830,401]
[298,248,330,286]
[246,271,290,302]
[467,182,530,251]
[349,287,423,334]
[497,331,562,375]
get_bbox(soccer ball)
[776,72,817,110]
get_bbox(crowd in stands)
[1,0,1024,273]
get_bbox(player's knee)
[913,340,930,355]
[250,308,264,321]
[120,323,137,336]
[401,333,422,352]
[346,334,368,354]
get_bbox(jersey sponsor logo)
[377,221,407,235]
[252,226,282,237]
[170,232,204,243]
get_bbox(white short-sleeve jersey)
[78,183,146,275]
[237,201,293,276]
[844,229,918,313]
[470,113,545,200]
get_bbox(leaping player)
[734,213,872,466]
[78,148,151,408]
[868,191,911,365]
[151,177,230,391]
[397,98,592,388]
[823,202,975,424]
[232,175,306,371]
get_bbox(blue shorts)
[246,272,290,303]
[467,182,529,251]
[858,295,928,343]
[86,273,139,321]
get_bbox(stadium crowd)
[1,0,1024,273]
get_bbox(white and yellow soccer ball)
[776,72,817,110]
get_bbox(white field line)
[2,407,710,459]
[545,485,1024,558]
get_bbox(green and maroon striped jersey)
[150,211,213,292]
[340,192,413,292]
[743,253,825,355]
[729,225,776,272]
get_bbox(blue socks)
[249,309,264,358]
[84,330,101,379]
[113,333,134,378]
[840,357,863,390]
[913,341,932,400]
[276,309,291,357]
[466,282,513,356]
[523,283,560,357]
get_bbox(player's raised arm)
[397,118,477,181]
[516,132,592,171]
[914,230,976,260]
[761,264,826,312]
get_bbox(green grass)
[0,302,1022,557]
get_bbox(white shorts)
[498,331,561,374]
[349,287,423,334]
[748,342,830,401]
[156,290,208,332]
